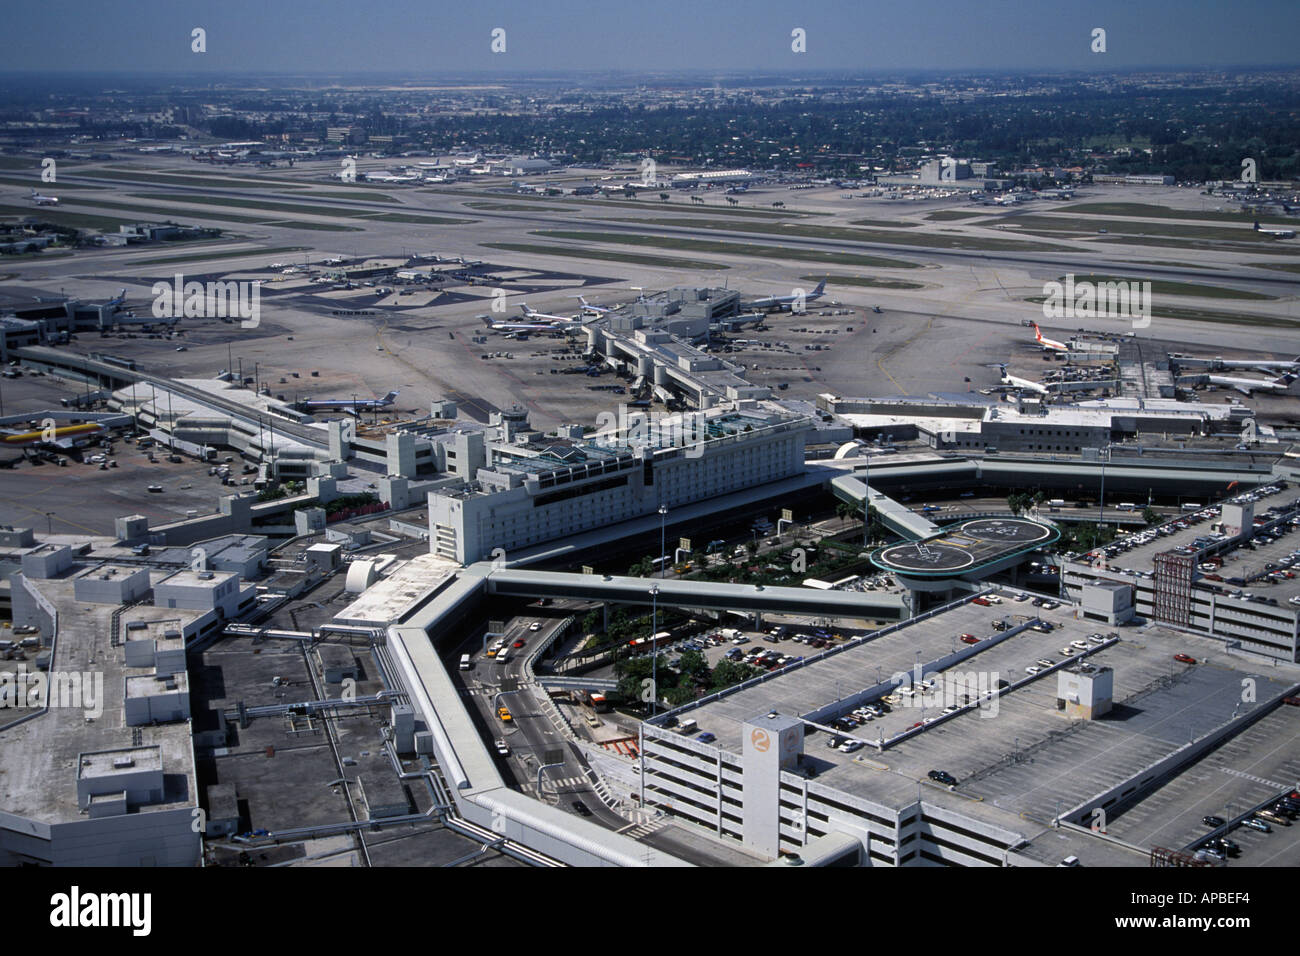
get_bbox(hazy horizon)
[3,0,1298,75]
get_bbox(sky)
[1,0,1298,76]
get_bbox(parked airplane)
[573,295,619,316]
[1206,372,1296,396]
[750,278,827,312]
[105,288,127,310]
[1254,221,1297,240]
[1032,322,1069,352]
[993,364,1050,395]
[1,421,103,449]
[296,391,399,413]
[29,189,58,206]
[480,315,563,334]
[517,304,583,329]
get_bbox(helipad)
[872,517,1057,578]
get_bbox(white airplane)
[1254,221,1296,240]
[1032,322,1069,352]
[994,364,1050,395]
[573,295,619,316]
[29,189,58,206]
[297,390,399,413]
[1207,372,1296,396]
[518,304,583,329]
[479,316,558,335]
[750,278,828,312]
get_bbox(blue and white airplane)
[297,390,399,413]
[750,278,828,312]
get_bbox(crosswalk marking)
[1220,767,1292,790]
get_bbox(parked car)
[1174,653,1196,664]
[960,633,979,645]
[696,731,716,743]
[1202,815,1226,828]
[1242,817,1271,833]
[1209,837,1241,857]
[928,770,957,786]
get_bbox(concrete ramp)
[831,473,939,541]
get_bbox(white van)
[458,653,471,671]
[495,649,510,665]
[678,718,698,735]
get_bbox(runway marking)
[875,314,933,393]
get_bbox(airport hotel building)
[428,401,811,564]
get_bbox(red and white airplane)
[1032,322,1068,352]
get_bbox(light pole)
[44,512,54,536]
[863,453,871,547]
[649,585,660,716]
[658,504,668,578]
[1098,442,1112,534]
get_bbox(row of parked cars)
[1199,792,1300,860]
[727,645,805,671]
[1024,633,1110,675]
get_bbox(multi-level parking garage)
[333,544,1300,867]
[638,591,1300,866]
[1063,483,1300,661]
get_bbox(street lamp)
[649,585,661,716]
[44,512,55,536]
[1098,442,1112,533]
[658,504,668,578]
[863,452,871,547]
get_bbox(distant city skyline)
[2,0,1298,75]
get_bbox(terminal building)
[428,401,811,564]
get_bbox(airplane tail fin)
[813,278,827,296]
[1254,221,1261,230]
[383,390,399,403]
